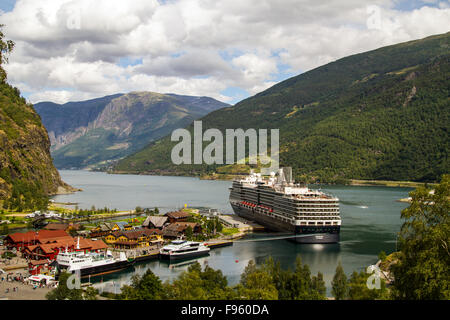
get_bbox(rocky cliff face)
[0,83,72,209]
[35,92,229,169]
[34,94,122,151]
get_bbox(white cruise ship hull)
[231,203,340,244]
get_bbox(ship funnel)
[76,237,80,250]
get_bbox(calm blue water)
[53,170,411,293]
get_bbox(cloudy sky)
[0,0,449,105]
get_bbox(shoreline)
[50,185,83,196]
[348,179,435,188]
[102,169,433,188]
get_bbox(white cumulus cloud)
[0,0,448,104]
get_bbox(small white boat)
[159,240,210,261]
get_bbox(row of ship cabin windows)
[300,221,339,225]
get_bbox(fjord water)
[54,170,411,293]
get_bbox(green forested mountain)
[0,82,71,210]
[114,32,450,183]
[35,92,229,169]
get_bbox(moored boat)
[55,241,133,278]
[159,240,210,261]
[229,167,341,243]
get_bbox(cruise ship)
[159,240,210,261]
[229,167,341,243]
[55,241,133,277]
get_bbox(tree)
[83,287,99,300]
[288,257,313,299]
[46,272,83,300]
[0,24,14,82]
[237,260,278,300]
[347,271,389,300]
[185,226,193,240]
[166,263,207,300]
[198,265,231,299]
[311,272,327,298]
[391,174,450,300]
[240,259,258,287]
[331,261,348,300]
[163,262,234,300]
[261,257,287,297]
[378,251,387,262]
[135,206,142,213]
[1,223,8,235]
[121,269,164,300]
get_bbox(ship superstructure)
[55,238,132,277]
[229,167,341,243]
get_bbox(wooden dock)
[204,240,233,249]
[131,250,160,263]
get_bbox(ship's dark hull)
[132,253,160,263]
[160,250,210,261]
[231,203,340,244]
[58,260,134,278]
[204,241,233,249]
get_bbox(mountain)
[0,82,72,210]
[114,32,450,183]
[34,92,229,169]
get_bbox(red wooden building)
[22,237,108,261]
[3,230,69,251]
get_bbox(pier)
[218,214,265,232]
[113,240,234,262]
[204,240,233,249]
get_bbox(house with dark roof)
[165,211,190,223]
[162,222,201,239]
[142,216,168,229]
[172,222,202,234]
[90,222,128,237]
[104,229,163,248]
[44,223,81,233]
[43,223,69,231]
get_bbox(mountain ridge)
[35,91,230,169]
[113,32,450,183]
